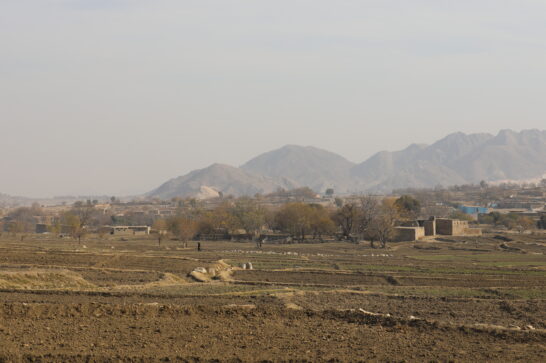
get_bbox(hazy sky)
[2,0,546,197]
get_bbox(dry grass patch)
[0,269,95,290]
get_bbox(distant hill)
[147,163,298,199]
[450,129,546,182]
[147,129,546,198]
[351,129,546,192]
[241,145,355,193]
[350,132,494,191]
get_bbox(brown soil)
[0,235,544,361]
[233,270,392,286]
[0,303,544,362]
[283,290,546,329]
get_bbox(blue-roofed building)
[458,205,488,215]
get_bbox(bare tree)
[332,203,360,241]
[6,204,44,239]
[274,203,315,242]
[394,195,421,219]
[70,201,95,229]
[229,197,267,240]
[308,204,335,241]
[62,212,86,244]
[367,201,399,249]
[357,196,380,248]
[515,216,535,234]
[168,215,198,248]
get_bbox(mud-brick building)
[35,223,49,234]
[394,226,425,242]
[109,226,151,235]
[395,216,482,241]
[435,218,481,236]
[420,217,436,236]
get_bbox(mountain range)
[148,129,546,198]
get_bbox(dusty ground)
[0,232,545,361]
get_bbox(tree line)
[478,212,537,233]
[150,196,413,248]
[3,193,542,247]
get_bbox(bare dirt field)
[0,232,545,362]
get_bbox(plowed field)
[0,233,544,361]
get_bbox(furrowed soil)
[0,233,545,362]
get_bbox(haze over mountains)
[147,129,546,199]
[147,164,298,200]
[241,145,356,194]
